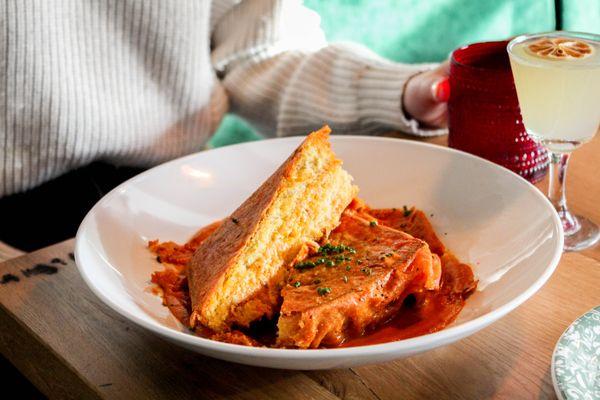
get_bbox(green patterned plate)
[552,306,600,400]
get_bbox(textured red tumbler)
[448,40,548,183]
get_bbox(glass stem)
[547,151,578,234]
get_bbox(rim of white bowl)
[75,135,564,360]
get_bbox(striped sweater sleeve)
[211,0,446,137]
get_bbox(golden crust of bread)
[188,126,358,331]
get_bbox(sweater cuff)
[357,60,447,137]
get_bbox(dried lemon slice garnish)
[527,37,593,59]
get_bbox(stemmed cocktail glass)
[508,31,600,251]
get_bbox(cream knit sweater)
[0,0,443,198]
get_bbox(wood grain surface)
[1,133,600,399]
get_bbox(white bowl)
[75,136,563,369]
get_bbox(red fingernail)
[434,77,450,102]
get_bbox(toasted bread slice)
[188,126,358,331]
[277,210,439,349]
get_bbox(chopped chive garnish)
[325,260,335,267]
[318,243,355,255]
[361,267,372,276]
[403,205,412,217]
[334,255,352,263]
[293,281,301,288]
[317,287,332,296]
[345,265,351,271]
[369,221,377,227]
[294,261,316,270]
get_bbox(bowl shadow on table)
[129,331,312,398]
[78,277,312,398]
[351,316,527,399]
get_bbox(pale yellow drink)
[508,32,600,252]
[508,35,600,152]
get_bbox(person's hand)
[402,61,450,129]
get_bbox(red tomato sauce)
[149,208,477,348]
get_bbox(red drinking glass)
[448,40,548,183]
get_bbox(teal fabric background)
[208,0,599,148]
[208,114,262,148]
[304,0,554,63]
[562,0,600,34]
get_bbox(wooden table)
[2,134,600,400]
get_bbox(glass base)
[562,214,600,252]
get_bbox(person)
[0,0,449,259]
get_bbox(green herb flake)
[325,259,335,267]
[318,243,357,258]
[369,221,378,227]
[293,281,301,288]
[335,255,352,263]
[345,265,351,271]
[403,205,412,217]
[294,261,316,270]
[322,244,344,255]
[317,287,332,296]
[361,267,372,276]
